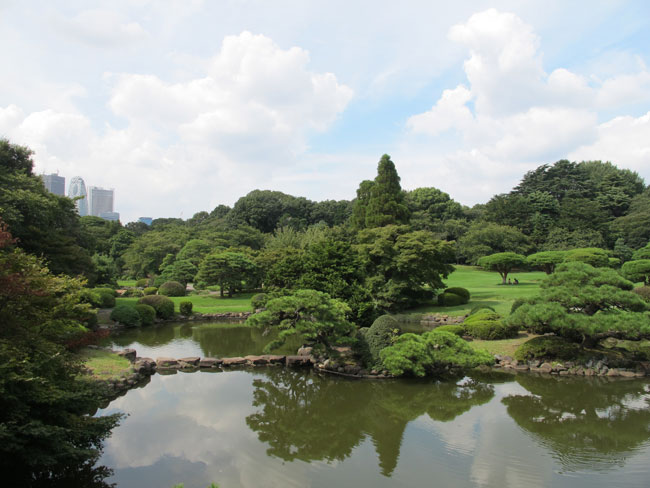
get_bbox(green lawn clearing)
[117,279,137,288]
[81,348,133,381]
[410,265,547,317]
[468,332,537,357]
[115,292,254,314]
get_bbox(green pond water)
[98,323,650,488]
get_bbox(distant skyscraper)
[88,186,114,218]
[138,217,153,226]
[42,173,65,196]
[68,176,88,216]
[100,211,120,222]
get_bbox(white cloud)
[404,8,650,203]
[569,111,650,173]
[58,9,149,47]
[0,31,352,221]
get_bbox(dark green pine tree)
[355,154,410,229]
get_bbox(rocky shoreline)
[493,354,649,377]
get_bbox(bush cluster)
[359,315,399,367]
[143,286,158,296]
[434,324,465,336]
[79,288,116,308]
[138,295,175,319]
[179,301,193,315]
[158,281,186,297]
[251,293,268,310]
[445,287,470,302]
[110,304,141,327]
[469,305,495,315]
[136,278,149,288]
[514,335,582,362]
[122,288,144,298]
[463,310,519,340]
[135,304,156,326]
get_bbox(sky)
[1,0,650,223]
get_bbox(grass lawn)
[117,279,137,287]
[81,348,133,381]
[468,332,538,357]
[410,265,547,317]
[116,292,255,314]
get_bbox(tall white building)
[42,173,65,196]
[67,176,88,216]
[88,186,114,217]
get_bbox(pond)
[98,324,650,488]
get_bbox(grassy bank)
[468,332,537,357]
[115,292,255,314]
[410,265,547,317]
[81,349,133,381]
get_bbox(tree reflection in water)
[503,375,650,471]
[245,369,494,476]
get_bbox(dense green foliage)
[434,324,465,336]
[361,315,400,367]
[526,251,566,274]
[356,225,455,311]
[445,287,470,302]
[251,293,268,310]
[621,259,650,285]
[196,251,258,296]
[158,280,186,297]
[0,222,120,485]
[247,290,354,352]
[463,309,519,340]
[138,295,175,319]
[135,303,156,326]
[514,336,582,362]
[507,262,650,346]
[477,252,527,284]
[110,304,141,327]
[437,292,466,306]
[143,286,158,295]
[0,139,96,281]
[379,330,493,377]
[179,301,193,315]
[458,223,531,264]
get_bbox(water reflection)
[503,375,650,471]
[106,321,300,358]
[245,369,494,476]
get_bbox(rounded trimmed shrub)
[143,287,158,296]
[363,315,400,367]
[135,304,156,326]
[179,301,193,316]
[469,305,496,315]
[158,281,186,297]
[153,276,166,288]
[136,278,149,288]
[437,292,465,306]
[122,288,144,297]
[138,295,175,319]
[91,288,116,308]
[514,335,581,362]
[110,304,141,327]
[435,324,465,336]
[251,293,268,310]
[445,287,470,303]
[463,310,519,340]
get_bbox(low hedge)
[110,304,141,327]
[138,295,175,319]
[469,305,496,315]
[135,304,156,326]
[122,288,144,298]
[143,287,158,296]
[514,335,581,362]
